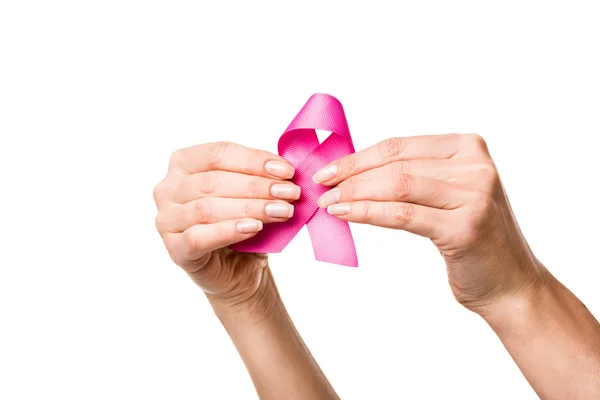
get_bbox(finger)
[341,158,473,183]
[163,218,263,265]
[313,134,463,185]
[332,158,499,194]
[158,198,295,233]
[173,171,301,204]
[170,142,295,179]
[318,173,473,210]
[326,201,447,240]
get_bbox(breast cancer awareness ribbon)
[230,93,358,267]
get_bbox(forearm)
[208,268,339,400]
[484,263,600,399]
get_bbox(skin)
[154,134,600,399]
[154,142,338,399]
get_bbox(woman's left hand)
[313,133,545,316]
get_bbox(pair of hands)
[153,133,542,316]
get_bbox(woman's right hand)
[153,142,300,303]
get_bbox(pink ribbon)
[231,93,358,267]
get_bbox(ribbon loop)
[231,94,358,267]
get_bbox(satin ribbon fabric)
[231,93,358,267]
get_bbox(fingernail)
[265,202,294,218]
[327,203,350,215]
[318,187,341,208]
[265,160,295,179]
[236,219,263,233]
[312,165,337,183]
[270,183,301,200]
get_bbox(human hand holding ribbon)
[230,94,358,267]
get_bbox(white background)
[1,1,599,399]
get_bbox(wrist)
[207,267,285,327]
[480,264,600,399]
[480,261,553,333]
[206,266,340,400]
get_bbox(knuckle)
[153,176,175,205]
[378,137,405,160]
[246,178,260,197]
[182,229,201,256]
[198,171,218,195]
[341,156,357,178]
[154,213,166,232]
[477,160,497,177]
[391,161,407,176]
[242,149,264,174]
[477,161,501,193]
[462,133,490,155]
[244,200,254,217]
[194,198,213,223]
[168,149,183,168]
[153,182,165,204]
[393,174,413,200]
[208,141,230,167]
[171,174,187,197]
[473,191,496,215]
[390,202,414,225]
[342,176,358,199]
[457,192,497,246]
[359,201,372,222]
[464,133,486,145]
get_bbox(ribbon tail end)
[315,254,358,268]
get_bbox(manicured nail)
[236,219,263,233]
[270,183,301,200]
[265,160,295,179]
[318,187,341,208]
[265,202,294,218]
[312,165,338,183]
[327,203,350,215]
